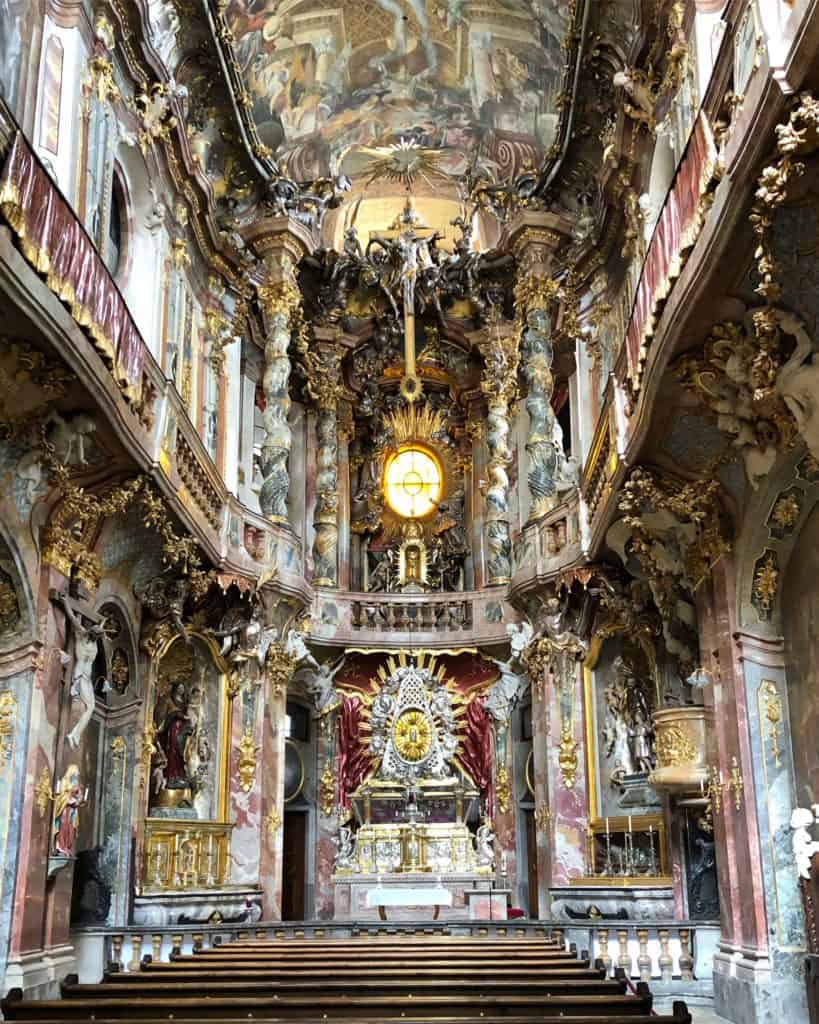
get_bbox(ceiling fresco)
[224,0,572,181]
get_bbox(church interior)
[1,2,819,1023]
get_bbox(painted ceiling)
[225,0,572,182]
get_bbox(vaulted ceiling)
[215,0,584,185]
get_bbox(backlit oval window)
[383,446,442,520]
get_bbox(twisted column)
[521,303,557,519]
[257,276,301,522]
[479,319,519,585]
[306,338,342,587]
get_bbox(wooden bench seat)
[128,963,602,980]
[68,977,628,998]
[3,991,657,1019]
[0,1013,692,1024]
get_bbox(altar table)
[366,886,453,920]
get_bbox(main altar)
[331,658,502,921]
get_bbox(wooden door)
[525,808,538,919]
[282,811,307,921]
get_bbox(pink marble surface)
[697,558,768,955]
[548,665,588,887]
[228,695,262,885]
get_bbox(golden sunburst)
[359,139,447,190]
[393,709,433,763]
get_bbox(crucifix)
[371,196,438,403]
[50,588,107,750]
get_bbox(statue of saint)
[155,681,195,792]
[53,763,87,857]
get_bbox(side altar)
[331,659,502,921]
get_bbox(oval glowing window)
[384,446,442,519]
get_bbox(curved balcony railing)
[308,588,519,647]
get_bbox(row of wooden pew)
[2,935,693,1022]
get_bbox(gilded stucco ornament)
[319,761,335,817]
[751,549,780,620]
[264,641,295,700]
[34,766,52,818]
[495,764,512,814]
[265,809,282,838]
[237,728,260,792]
[611,468,729,680]
[132,82,180,155]
[558,726,579,789]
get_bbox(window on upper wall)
[105,174,124,277]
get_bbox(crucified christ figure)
[57,597,105,749]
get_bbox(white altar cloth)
[365,886,453,908]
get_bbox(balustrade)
[351,594,473,633]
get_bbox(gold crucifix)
[371,196,437,403]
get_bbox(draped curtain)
[337,695,371,809]
[626,112,718,387]
[458,694,494,813]
[0,131,145,403]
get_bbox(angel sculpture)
[475,819,495,869]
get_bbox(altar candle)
[700,778,705,796]
[605,817,610,835]
[628,815,633,834]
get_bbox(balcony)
[308,588,519,648]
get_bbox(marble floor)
[690,1012,732,1024]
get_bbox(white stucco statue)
[475,819,495,869]
[791,807,819,880]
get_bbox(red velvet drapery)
[626,113,717,388]
[337,695,371,808]
[459,695,494,813]
[0,131,145,403]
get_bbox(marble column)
[521,305,558,520]
[307,336,342,588]
[479,321,518,585]
[257,277,300,523]
[242,218,314,524]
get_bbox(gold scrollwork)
[0,691,16,762]
[759,680,783,769]
[319,761,335,817]
[237,728,260,793]
[495,764,512,814]
[751,549,780,620]
[558,725,579,789]
[265,809,282,838]
[34,766,52,818]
